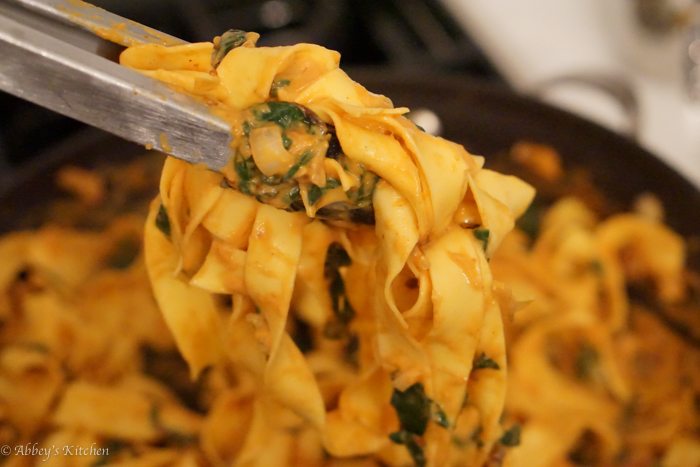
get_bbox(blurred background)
[1,0,699,189]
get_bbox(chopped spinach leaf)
[517,201,541,239]
[390,383,451,466]
[323,243,355,339]
[211,29,247,68]
[284,150,313,179]
[391,383,431,436]
[325,178,341,189]
[270,78,291,98]
[256,102,310,129]
[325,243,351,277]
[284,185,302,208]
[473,352,500,370]
[500,424,521,447]
[242,120,252,136]
[307,184,323,205]
[234,156,252,181]
[155,204,171,239]
[474,228,490,252]
[282,133,293,150]
[389,431,426,467]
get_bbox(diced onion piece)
[249,126,295,176]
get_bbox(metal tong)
[0,0,233,170]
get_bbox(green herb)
[517,202,541,239]
[211,29,247,68]
[234,156,256,195]
[389,431,426,467]
[325,243,351,276]
[473,352,500,370]
[390,383,452,466]
[155,204,171,239]
[325,178,341,189]
[242,120,252,136]
[500,424,521,446]
[284,185,302,209]
[256,101,309,129]
[391,383,431,436]
[282,133,293,149]
[307,184,323,205]
[306,179,341,207]
[284,150,313,179]
[575,343,599,380]
[323,243,355,339]
[270,78,291,98]
[353,170,378,208]
[234,156,252,181]
[474,228,490,252]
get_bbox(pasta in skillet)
[121,31,534,465]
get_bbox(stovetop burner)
[0,0,500,190]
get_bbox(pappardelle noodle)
[0,31,698,467]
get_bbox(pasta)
[122,30,534,466]
[0,31,697,467]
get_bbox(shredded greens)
[323,243,355,339]
[389,383,450,466]
[474,228,490,252]
[473,352,500,370]
[255,102,312,129]
[211,29,247,68]
[500,424,521,447]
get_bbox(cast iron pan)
[1,72,698,247]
